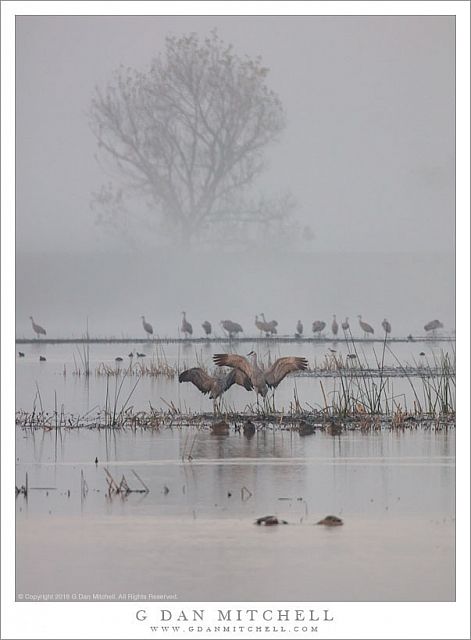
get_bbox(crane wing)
[178,368,214,394]
[265,357,308,388]
[213,353,252,379]
[227,368,253,391]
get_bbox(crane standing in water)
[382,318,391,335]
[220,320,243,339]
[424,319,443,334]
[202,320,212,337]
[29,316,46,339]
[141,315,153,338]
[358,315,374,338]
[295,319,303,337]
[331,314,339,338]
[312,320,326,336]
[181,311,193,338]
[341,317,350,332]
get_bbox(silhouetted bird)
[30,316,46,339]
[312,320,326,336]
[39,356,46,362]
[220,320,243,339]
[382,318,391,334]
[331,314,339,337]
[202,320,212,336]
[358,315,374,338]
[181,311,193,338]
[141,315,153,338]
[424,319,443,333]
[18,352,25,357]
[296,320,303,337]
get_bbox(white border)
[2,2,469,639]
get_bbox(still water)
[15,340,455,602]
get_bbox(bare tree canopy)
[89,31,294,247]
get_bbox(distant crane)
[382,318,392,335]
[331,314,339,337]
[220,320,243,339]
[141,315,153,338]
[30,316,46,339]
[295,320,303,337]
[341,317,350,332]
[312,320,326,336]
[255,315,265,335]
[358,315,374,338]
[260,313,278,336]
[213,351,308,398]
[181,311,193,338]
[424,319,443,333]
[202,320,212,337]
[178,367,253,404]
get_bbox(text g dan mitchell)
[136,608,334,623]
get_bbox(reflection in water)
[15,426,455,601]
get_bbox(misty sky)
[16,15,455,255]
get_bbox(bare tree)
[89,31,292,246]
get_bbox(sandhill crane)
[331,314,339,337]
[179,367,252,403]
[213,351,308,398]
[255,315,266,335]
[424,319,443,333]
[382,318,391,335]
[260,313,278,336]
[358,315,374,338]
[341,317,350,332]
[296,320,303,337]
[30,316,46,339]
[220,320,243,339]
[181,311,193,338]
[312,320,326,336]
[202,320,212,337]
[141,315,153,338]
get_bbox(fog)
[15,15,455,337]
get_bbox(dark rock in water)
[211,421,230,435]
[94,457,98,465]
[255,515,288,526]
[317,515,343,527]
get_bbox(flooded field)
[16,338,455,415]
[15,339,455,602]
